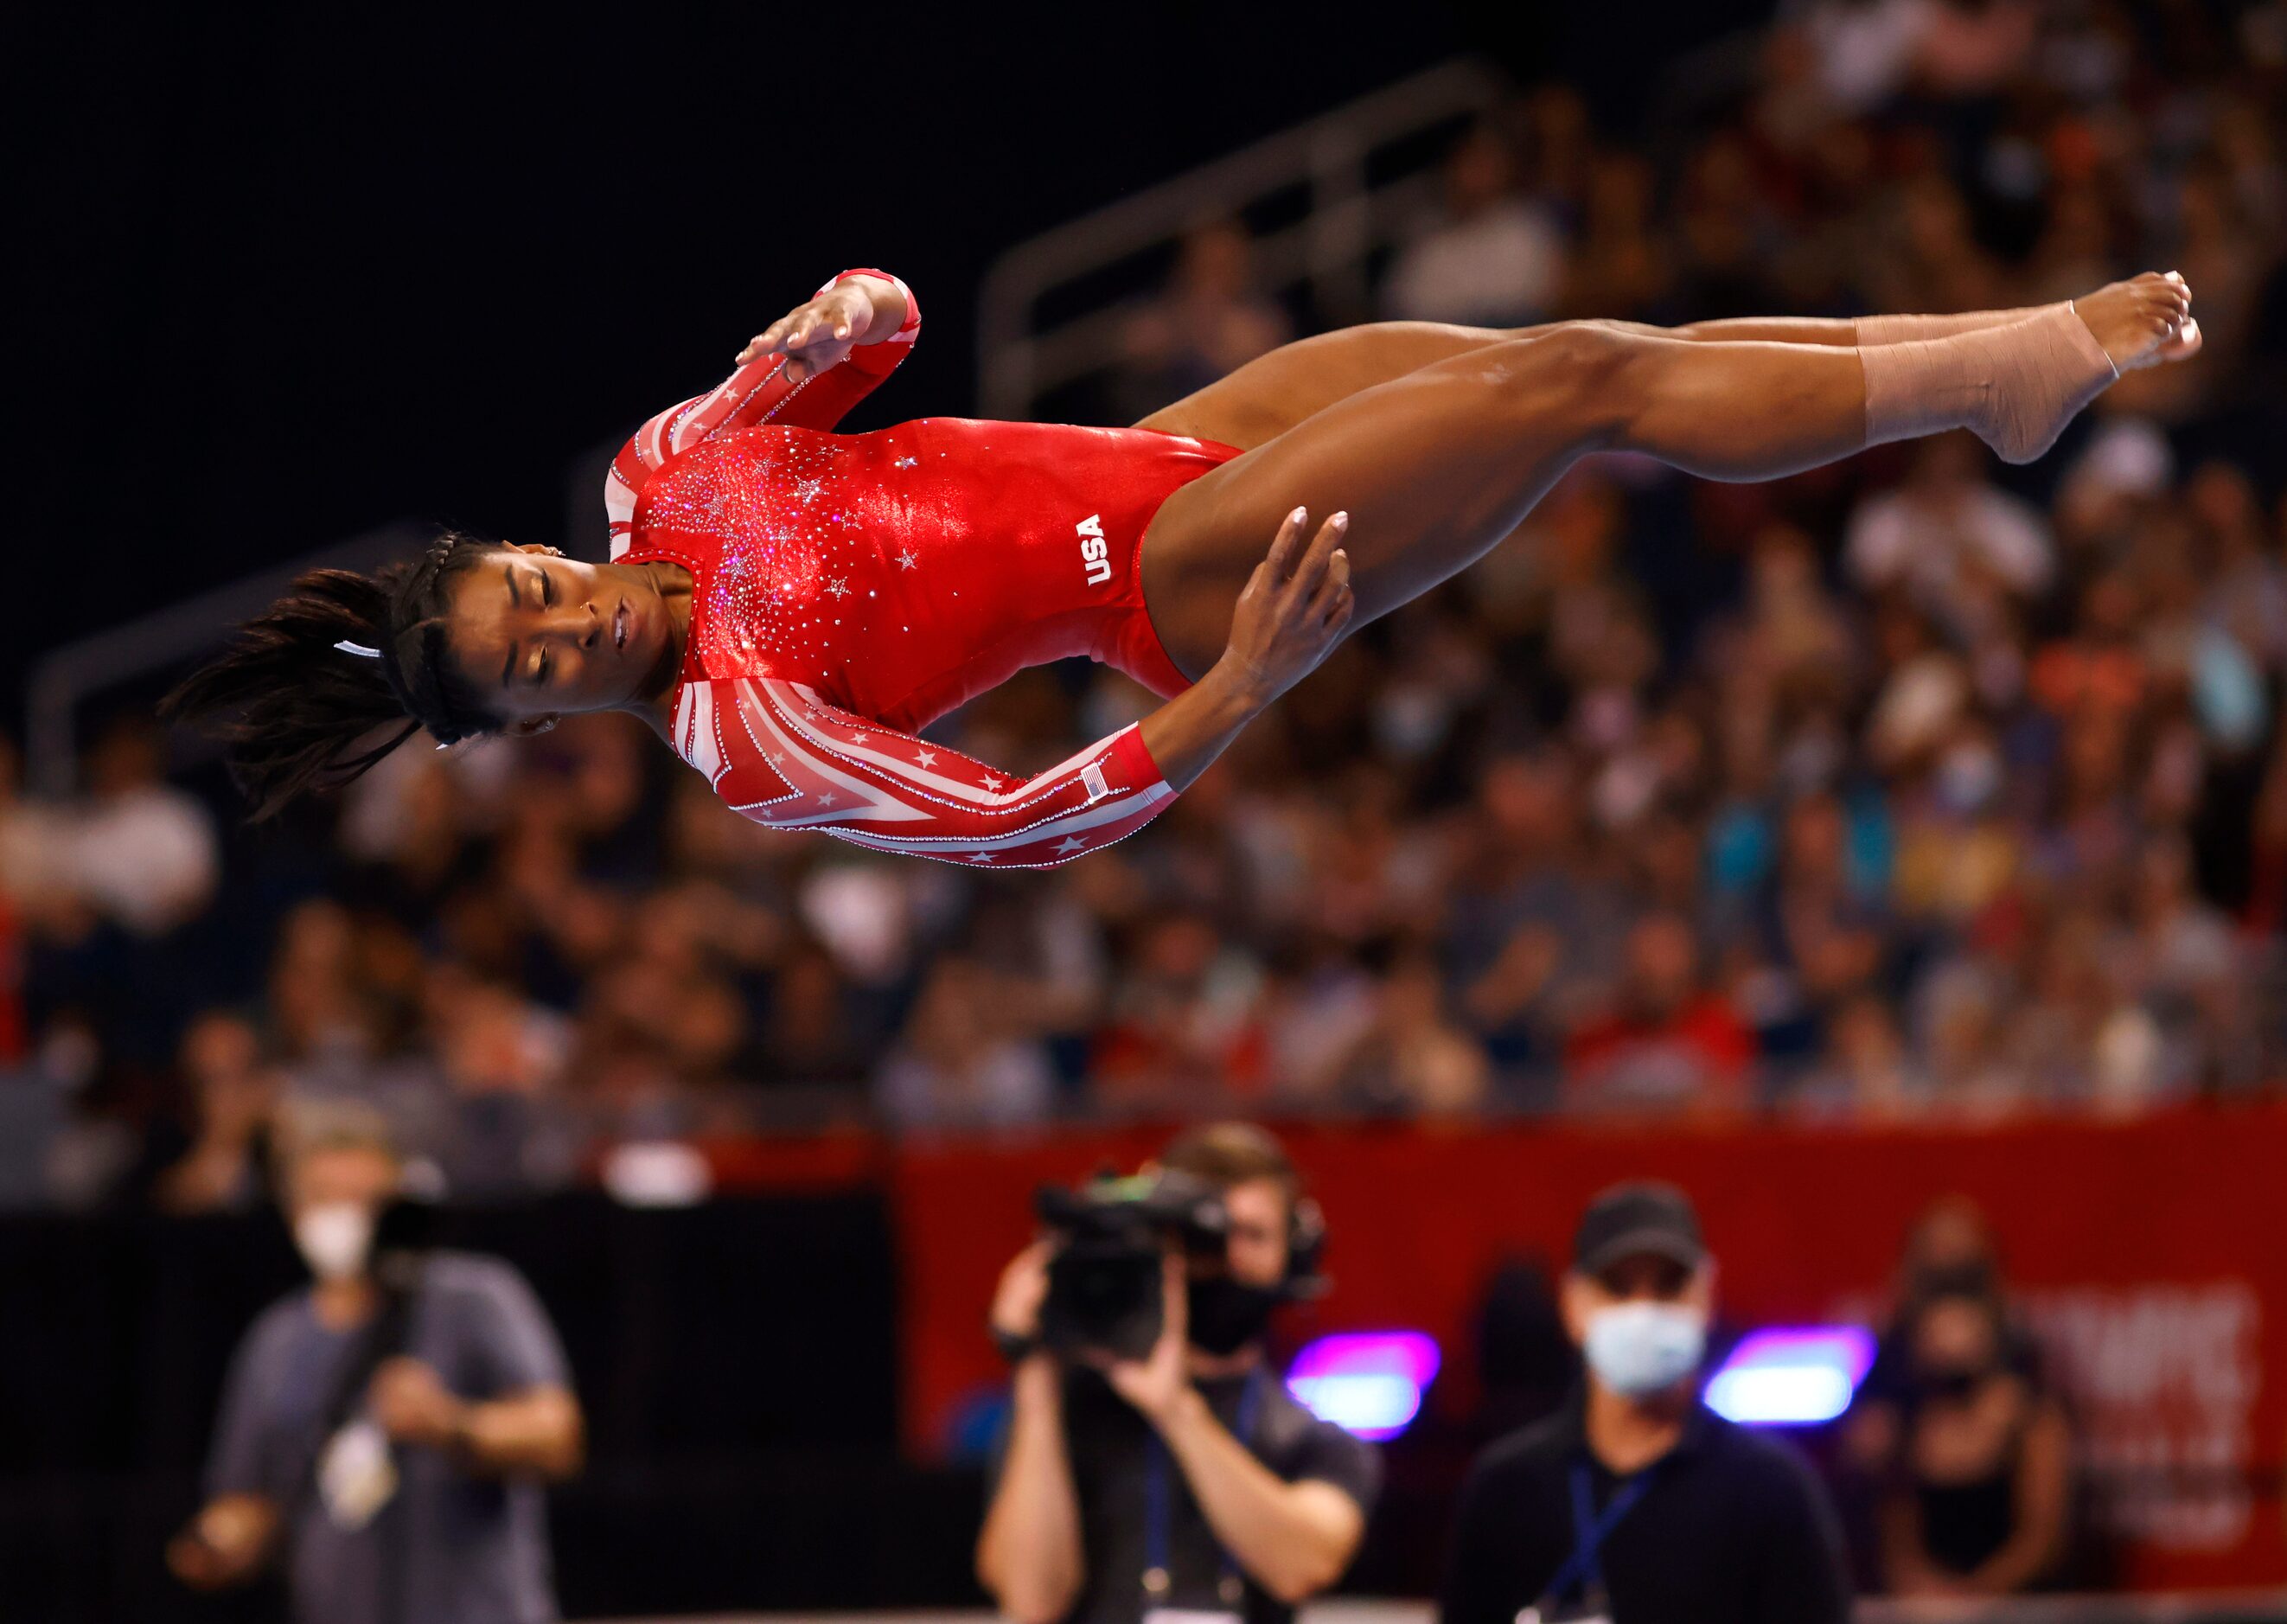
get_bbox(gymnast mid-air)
[167,266,2199,866]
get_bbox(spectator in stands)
[169,1104,582,1624]
[875,956,1057,1132]
[1113,219,1291,422]
[1329,948,1492,1117]
[1557,151,1673,320]
[1383,121,1568,328]
[977,1122,1378,1624]
[1564,912,1756,1116]
[151,1010,279,1214]
[1845,433,2054,637]
[1792,993,1927,1122]
[1876,1286,2073,1597]
[1441,1181,1849,1624]
[61,713,218,938]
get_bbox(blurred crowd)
[6,0,2287,1211]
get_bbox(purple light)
[1704,1326,1878,1426]
[1287,1332,1443,1441]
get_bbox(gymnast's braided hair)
[159,532,510,821]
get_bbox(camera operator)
[167,1104,583,1624]
[976,1122,1380,1624]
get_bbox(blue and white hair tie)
[334,639,382,659]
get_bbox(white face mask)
[1582,1301,1707,1397]
[294,1202,374,1282]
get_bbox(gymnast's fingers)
[1306,548,1352,625]
[738,314,799,364]
[1262,507,1308,583]
[1287,511,1349,599]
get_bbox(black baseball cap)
[1572,1181,1708,1278]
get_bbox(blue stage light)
[1703,1326,1878,1425]
[1286,1332,1443,1441]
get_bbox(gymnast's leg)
[1130,296,2150,453]
[1140,275,2195,677]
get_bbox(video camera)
[1035,1169,1231,1360]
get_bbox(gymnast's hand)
[736,274,909,381]
[1217,506,1355,707]
[1136,507,1354,794]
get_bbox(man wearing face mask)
[977,1122,1381,1624]
[167,1106,582,1624]
[1441,1181,1849,1624]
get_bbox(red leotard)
[608,271,1243,869]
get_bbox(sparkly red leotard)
[607,271,1243,869]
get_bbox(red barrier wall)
[884,1108,2287,1590]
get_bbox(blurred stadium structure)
[977,61,1506,419]
[10,0,2287,1617]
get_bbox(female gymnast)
[165,266,2198,867]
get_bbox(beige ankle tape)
[1861,304,2118,464]
[1854,304,2066,346]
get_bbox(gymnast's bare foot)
[2073,272,2202,372]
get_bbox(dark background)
[3,0,1766,713]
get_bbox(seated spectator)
[1556,151,1674,320]
[1877,1288,2073,1597]
[1383,123,1567,328]
[1330,950,1492,1118]
[61,714,219,938]
[1113,219,1291,421]
[874,956,1056,1133]
[152,1010,280,1214]
[1564,912,1756,1116]
[1845,433,2054,637]
[1093,912,1269,1116]
[1791,994,1928,1122]
[425,969,579,1196]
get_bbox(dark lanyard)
[1543,1461,1653,1606]
[1142,1370,1265,1609]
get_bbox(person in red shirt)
[1564,912,1757,1116]
[169,269,2197,867]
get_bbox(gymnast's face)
[444,542,681,729]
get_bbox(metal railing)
[26,523,426,798]
[975,59,1504,421]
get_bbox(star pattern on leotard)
[826,577,851,599]
[896,548,919,571]
[1054,836,1087,855]
[913,748,936,769]
[789,476,827,506]
[895,455,918,469]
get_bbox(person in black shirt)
[976,1122,1381,1624]
[1876,1287,2072,1596]
[1441,1181,1849,1624]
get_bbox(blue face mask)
[1583,1301,1707,1397]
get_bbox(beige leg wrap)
[1859,303,2118,464]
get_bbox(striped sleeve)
[606,269,920,556]
[672,677,1176,869]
